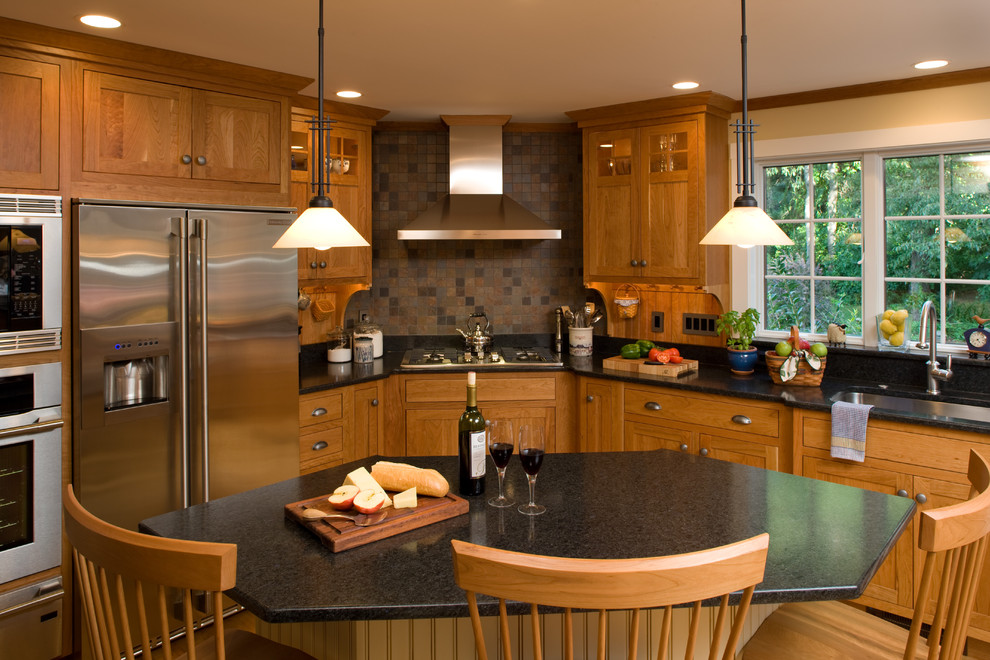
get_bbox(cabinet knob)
[181,154,192,164]
[639,260,647,267]
[371,398,379,406]
[916,493,928,504]
[644,401,661,411]
[586,395,594,402]
[699,447,709,457]
[319,261,328,268]
[731,415,752,425]
[311,441,328,452]
[896,489,909,498]
[196,156,207,166]
[630,259,639,267]
[310,261,318,269]
[679,443,688,452]
[311,407,327,417]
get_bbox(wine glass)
[517,424,546,515]
[487,420,514,508]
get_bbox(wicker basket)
[613,284,640,319]
[766,326,826,387]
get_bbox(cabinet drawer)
[802,416,975,474]
[299,391,344,427]
[624,387,780,439]
[299,424,344,473]
[404,376,556,404]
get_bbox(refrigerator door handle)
[195,217,210,503]
[172,216,191,510]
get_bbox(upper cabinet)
[567,93,733,298]
[0,54,59,190]
[81,70,282,186]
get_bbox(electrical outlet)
[682,313,719,336]
[652,311,664,332]
[359,310,369,323]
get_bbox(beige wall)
[740,81,990,141]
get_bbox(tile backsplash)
[341,128,589,338]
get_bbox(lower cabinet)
[577,376,623,452]
[797,409,990,641]
[298,381,383,475]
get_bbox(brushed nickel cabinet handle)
[639,260,647,267]
[630,259,639,267]
[371,398,379,406]
[731,415,752,425]
[644,402,661,411]
[916,493,928,504]
[896,489,909,498]
[679,443,688,452]
[587,395,594,402]
[181,154,192,164]
[699,447,709,457]
[196,156,207,165]
[311,407,327,417]
[312,441,328,451]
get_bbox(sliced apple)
[328,485,360,510]
[352,489,387,514]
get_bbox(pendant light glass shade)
[273,199,370,250]
[700,0,793,249]
[273,0,367,251]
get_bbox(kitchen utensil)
[298,289,311,310]
[302,507,388,526]
[590,309,605,325]
[456,311,494,354]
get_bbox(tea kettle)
[456,312,493,354]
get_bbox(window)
[763,161,863,335]
[756,146,990,349]
[883,152,990,344]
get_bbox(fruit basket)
[766,326,827,387]
[613,284,640,319]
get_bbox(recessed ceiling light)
[80,15,121,29]
[672,81,700,90]
[914,59,948,70]
[336,90,362,99]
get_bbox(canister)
[354,321,383,358]
[354,337,374,364]
[327,327,352,363]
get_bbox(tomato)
[668,355,683,364]
[663,347,680,357]
[654,352,670,364]
[647,347,663,363]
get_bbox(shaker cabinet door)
[0,55,59,189]
[192,90,281,184]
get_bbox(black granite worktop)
[299,337,990,435]
[141,451,915,623]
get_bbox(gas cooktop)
[400,346,563,369]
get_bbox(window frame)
[731,120,990,354]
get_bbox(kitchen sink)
[830,389,990,426]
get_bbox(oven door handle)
[0,419,63,439]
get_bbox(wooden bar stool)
[451,532,770,660]
[63,484,316,660]
[740,449,990,660]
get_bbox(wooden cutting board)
[285,491,469,552]
[602,355,699,377]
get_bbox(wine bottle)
[458,371,486,496]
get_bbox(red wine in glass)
[517,424,546,515]
[490,443,514,469]
[519,448,544,475]
[487,420,514,508]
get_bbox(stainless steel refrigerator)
[72,200,299,531]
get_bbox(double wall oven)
[0,194,64,660]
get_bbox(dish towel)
[831,401,874,462]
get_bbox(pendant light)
[700,0,793,249]
[274,0,369,251]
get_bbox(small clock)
[964,315,990,359]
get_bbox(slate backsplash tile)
[345,129,588,337]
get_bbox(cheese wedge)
[343,467,392,508]
[393,487,417,509]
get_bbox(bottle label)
[469,430,486,478]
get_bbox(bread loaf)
[371,461,449,497]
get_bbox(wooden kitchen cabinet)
[82,70,281,185]
[577,376,622,452]
[398,373,562,457]
[567,93,732,293]
[622,385,787,471]
[797,410,990,641]
[349,381,382,462]
[291,106,375,285]
[0,55,59,190]
[298,389,345,474]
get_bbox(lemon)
[882,309,895,321]
[879,319,897,337]
[889,331,905,347]
[891,309,909,324]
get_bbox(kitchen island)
[142,450,914,623]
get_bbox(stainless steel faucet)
[916,300,953,395]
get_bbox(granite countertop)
[299,343,990,435]
[141,451,915,623]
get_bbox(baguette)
[371,461,449,497]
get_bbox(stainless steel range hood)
[397,116,561,241]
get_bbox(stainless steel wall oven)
[0,194,62,354]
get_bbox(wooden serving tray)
[602,355,699,377]
[285,491,469,552]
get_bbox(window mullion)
[862,153,884,347]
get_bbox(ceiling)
[4,0,989,123]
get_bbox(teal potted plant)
[715,307,761,374]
